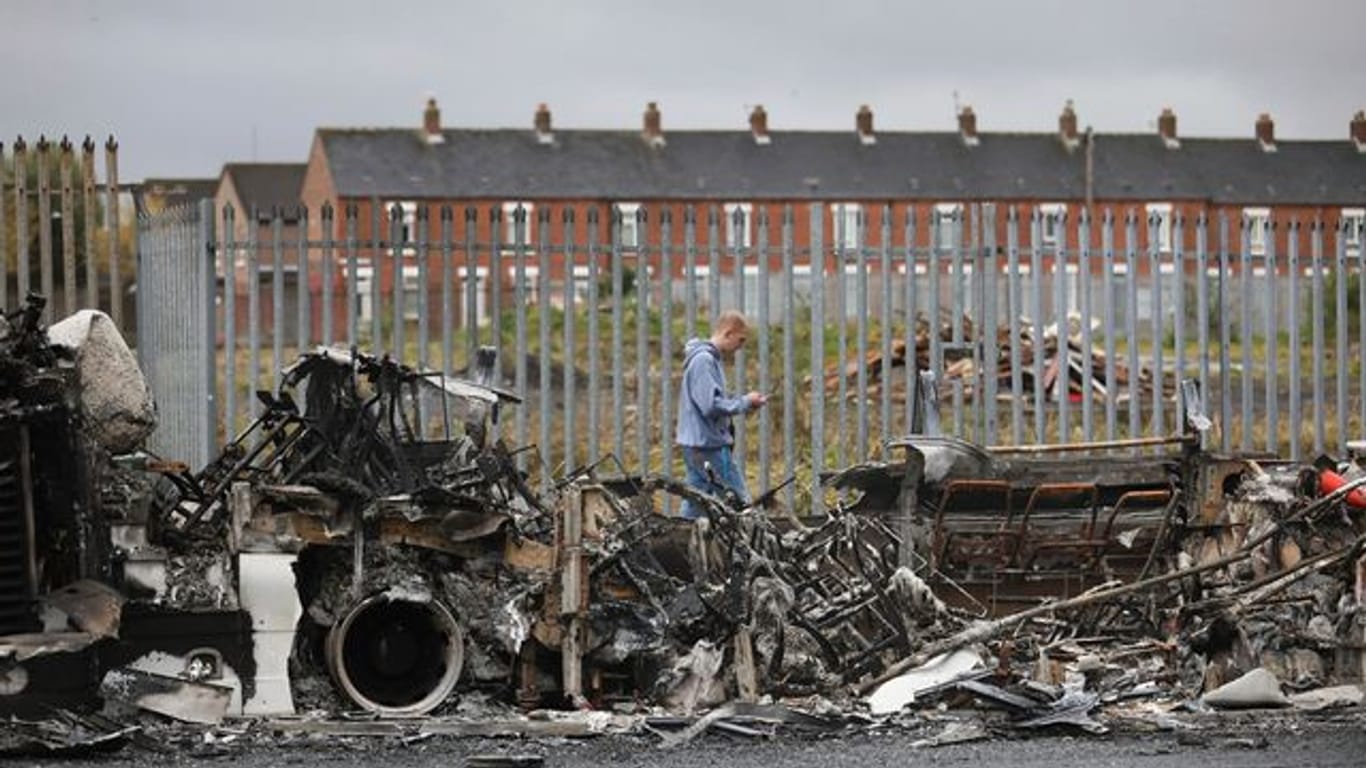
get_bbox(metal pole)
[223,204,237,438]
[199,199,217,465]
[1218,213,1232,453]
[809,203,825,516]
[904,207,918,433]
[1149,210,1164,440]
[1030,208,1046,442]
[661,207,675,501]
[781,205,796,511]
[1007,207,1024,445]
[1103,210,1117,441]
[104,138,121,328]
[272,209,285,388]
[1240,214,1254,452]
[322,203,336,348]
[586,207,601,462]
[635,206,651,473]
[757,206,772,491]
[15,140,29,305]
[1265,218,1279,453]
[346,204,359,350]
[1078,209,1093,442]
[1287,219,1301,460]
[247,206,261,419]
[983,205,1000,444]
[855,206,869,460]
[562,208,578,471]
[1125,211,1140,443]
[1312,221,1325,454]
[880,205,893,447]
[538,207,552,479]
[36,139,53,323]
[439,206,452,374]
[81,138,96,310]
[611,205,625,465]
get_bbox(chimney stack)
[422,97,444,145]
[958,106,979,146]
[856,105,875,145]
[1158,107,1179,149]
[534,103,553,144]
[1256,112,1276,152]
[750,105,771,145]
[1352,110,1366,152]
[643,102,664,147]
[1058,100,1079,150]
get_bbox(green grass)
[212,297,1366,515]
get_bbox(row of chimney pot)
[421,99,1366,151]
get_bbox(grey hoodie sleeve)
[688,355,749,417]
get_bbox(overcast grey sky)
[4,0,1363,181]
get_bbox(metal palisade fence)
[1,135,126,326]
[137,201,1366,513]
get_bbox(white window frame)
[933,202,962,252]
[616,202,642,250]
[570,265,594,304]
[1146,202,1174,254]
[1244,207,1270,256]
[401,264,422,320]
[386,200,418,254]
[355,264,375,323]
[723,202,752,250]
[502,201,535,246]
[1343,208,1364,256]
[830,203,862,251]
[1039,202,1066,246]
[457,265,490,325]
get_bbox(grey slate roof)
[137,177,218,211]
[317,128,1366,206]
[221,162,307,215]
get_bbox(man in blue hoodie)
[675,310,767,519]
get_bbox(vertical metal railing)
[120,200,1366,515]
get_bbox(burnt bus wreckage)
[1,292,1364,734]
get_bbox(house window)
[457,266,489,326]
[723,203,752,250]
[1244,207,1270,256]
[742,264,762,312]
[507,264,540,304]
[616,203,642,249]
[1343,208,1364,257]
[571,265,594,304]
[830,203,861,251]
[401,265,421,320]
[934,203,962,252]
[1146,202,1173,253]
[791,264,814,304]
[355,264,375,323]
[502,201,534,246]
[387,201,418,252]
[1039,203,1066,246]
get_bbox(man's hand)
[746,391,768,409]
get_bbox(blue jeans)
[679,445,749,520]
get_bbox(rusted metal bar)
[60,138,76,316]
[81,137,97,310]
[104,137,120,328]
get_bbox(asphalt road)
[24,711,1366,768]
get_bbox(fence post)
[200,199,218,465]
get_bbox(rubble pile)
[1,295,1363,757]
[823,312,1162,403]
